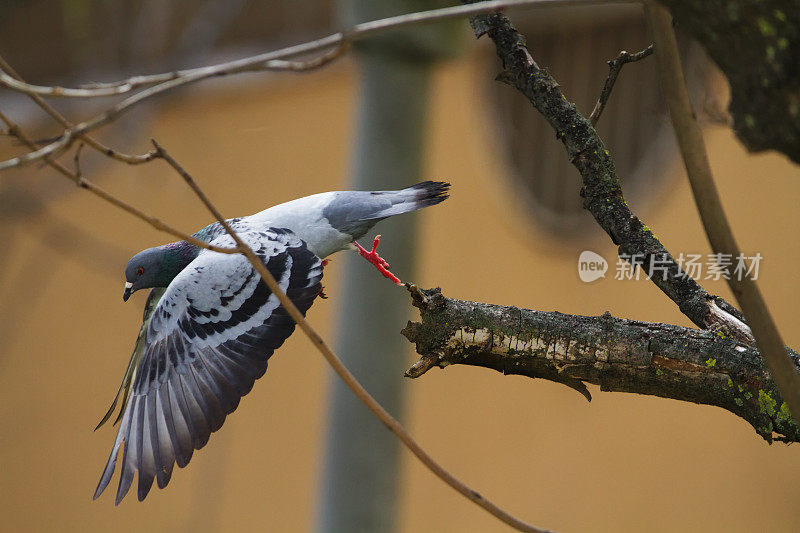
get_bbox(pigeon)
[93,181,450,504]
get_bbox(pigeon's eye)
[137,267,145,276]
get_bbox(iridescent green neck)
[156,241,199,285]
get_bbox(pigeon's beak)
[123,282,133,302]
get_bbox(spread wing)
[94,228,323,504]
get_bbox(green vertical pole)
[317,2,463,532]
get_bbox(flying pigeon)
[93,181,450,504]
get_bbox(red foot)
[353,235,403,286]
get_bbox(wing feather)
[178,371,211,449]
[148,390,173,490]
[213,345,261,392]
[155,387,178,482]
[187,361,226,432]
[115,396,140,504]
[204,347,252,396]
[137,398,155,501]
[197,351,240,413]
[166,377,194,467]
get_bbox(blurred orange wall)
[1,55,798,532]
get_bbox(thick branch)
[465,5,751,342]
[402,285,800,443]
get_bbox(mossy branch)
[402,285,800,443]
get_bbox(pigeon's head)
[123,243,194,301]
[123,248,165,301]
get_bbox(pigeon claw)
[353,235,403,285]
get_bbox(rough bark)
[401,285,800,443]
[464,4,754,345]
[658,0,800,164]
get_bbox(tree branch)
[645,1,800,438]
[0,45,349,98]
[150,141,548,533]
[464,4,752,343]
[589,44,654,126]
[402,285,800,443]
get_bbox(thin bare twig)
[589,44,654,126]
[645,3,800,421]
[73,142,86,174]
[150,139,549,533]
[0,0,624,172]
[0,45,350,98]
[0,55,157,164]
[0,108,77,180]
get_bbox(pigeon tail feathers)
[362,181,450,220]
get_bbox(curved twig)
[151,140,549,533]
[589,44,654,126]
[644,2,800,423]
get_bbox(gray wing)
[94,229,322,504]
[321,181,449,239]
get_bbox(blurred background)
[1,1,798,532]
